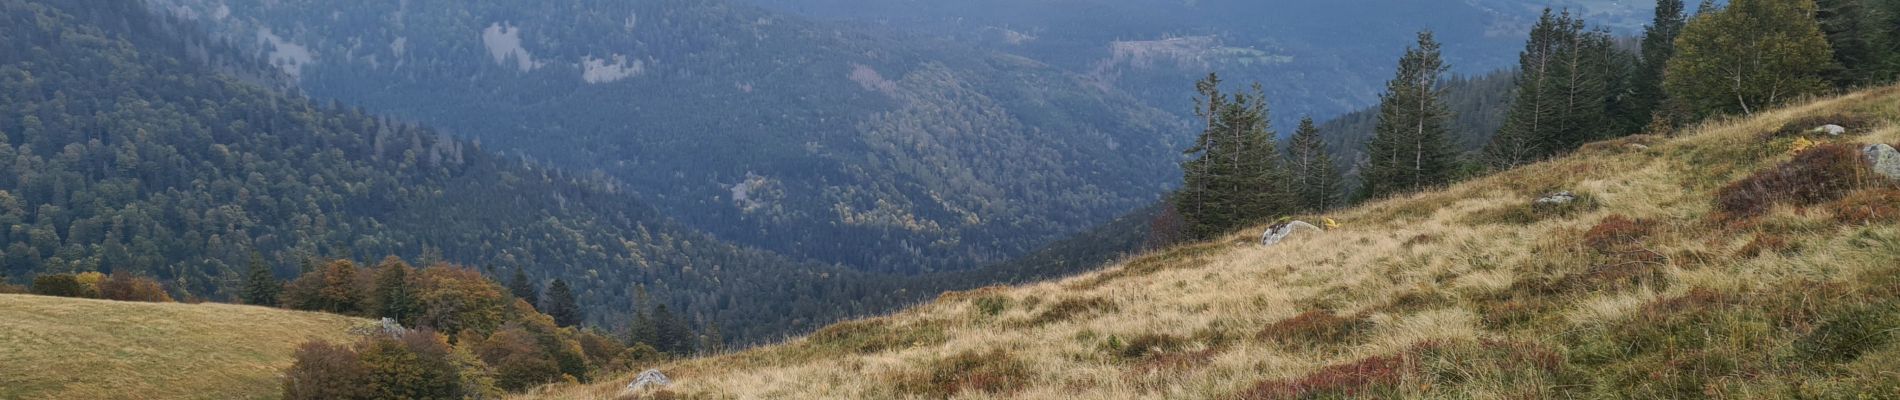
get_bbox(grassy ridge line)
[517,86,1900,399]
[0,294,363,400]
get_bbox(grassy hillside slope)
[0,294,363,400]
[523,87,1900,399]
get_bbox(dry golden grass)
[519,88,1900,399]
[0,294,363,400]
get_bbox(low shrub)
[1795,300,1900,364]
[893,349,1032,397]
[30,274,94,298]
[807,318,946,354]
[1462,191,1601,225]
[1583,215,1653,253]
[971,295,1011,317]
[1713,144,1871,221]
[1738,233,1800,258]
[1016,297,1117,327]
[1831,189,1900,225]
[1257,310,1372,347]
[96,273,172,303]
[1235,352,1410,399]
[1105,333,1188,360]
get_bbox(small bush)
[1713,144,1871,221]
[894,349,1032,397]
[1472,278,1565,330]
[1017,297,1117,327]
[0,281,26,294]
[30,274,94,298]
[1584,215,1653,253]
[1105,333,1188,360]
[1831,189,1900,225]
[972,295,1011,317]
[96,273,172,302]
[1738,233,1800,258]
[282,341,371,400]
[1795,300,1900,364]
[1235,352,1410,399]
[1257,310,1372,347]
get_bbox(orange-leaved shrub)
[96,273,172,302]
[283,329,489,400]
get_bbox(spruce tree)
[543,278,582,328]
[1630,0,1690,131]
[1486,9,1628,168]
[1363,31,1458,199]
[1816,0,1883,86]
[627,284,659,348]
[242,252,281,307]
[1285,117,1343,211]
[506,267,536,306]
[1175,74,1294,239]
[1667,0,1833,117]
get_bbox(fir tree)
[505,267,536,305]
[1175,74,1295,239]
[1285,117,1343,211]
[1485,9,1629,168]
[242,252,281,307]
[1667,0,1834,117]
[1363,31,1458,199]
[542,279,583,328]
[627,284,658,348]
[1630,0,1690,131]
[1816,0,1891,86]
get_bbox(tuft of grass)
[805,318,947,355]
[1583,214,1653,253]
[1737,232,1801,258]
[892,349,1031,398]
[1234,352,1410,399]
[1763,113,1875,140]
[971,295,1012,317]
[1462,191,1601,225]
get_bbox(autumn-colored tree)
[282,341,371,400]
[97,273,173,302]
[360,331,465,400]
[415,264,508,337]
[30,274,93,298]
[282,260,367,314]
[369,257,422,327]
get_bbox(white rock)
[1535,191,1578,205]
[1866,144,1900,181]
[625,369,672,392]
[1261,221,1323,247]
[1813,124,1848,136]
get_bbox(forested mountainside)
[0,0,945,343]
[742,0,1654,129]
[148,0,1186,275]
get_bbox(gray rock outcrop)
[1535,191,1578,205]
[625,369,672,393]
[1261,221,1323,247]
[1867,144,1900,181]
[1814,124,1848,136]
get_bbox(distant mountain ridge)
[149,0,1189,274]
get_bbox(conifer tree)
[1175,74,1294,239]
[1667,0,1833,117]
[542,279,582,328]
[627,284,659,348]
[1630,0,1690,131]
[1285,117,1343,211]
[1363,31,1458,199]
[1486,9,1628,168]
[242,252,281,307]
[1816,0,1898,85]
[506,267,536,305]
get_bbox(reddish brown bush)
[96,273,172,303]
[1831,189,1900,224]
[1584,215,1653,253]
[1018,297,1117,327]
[1236,352,1411,399]
[1713,144,1871,221]
[1258,310,1372,346]
[1738,233,1799,258]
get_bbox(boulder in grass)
[1535,191,1578,205]
[625,369,672,393]
[1812,124,1848,136]
[1261,221,1323,247]
[1867,144,1900,181]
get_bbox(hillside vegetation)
[0,294,362,400]
[524,87,1900,399]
